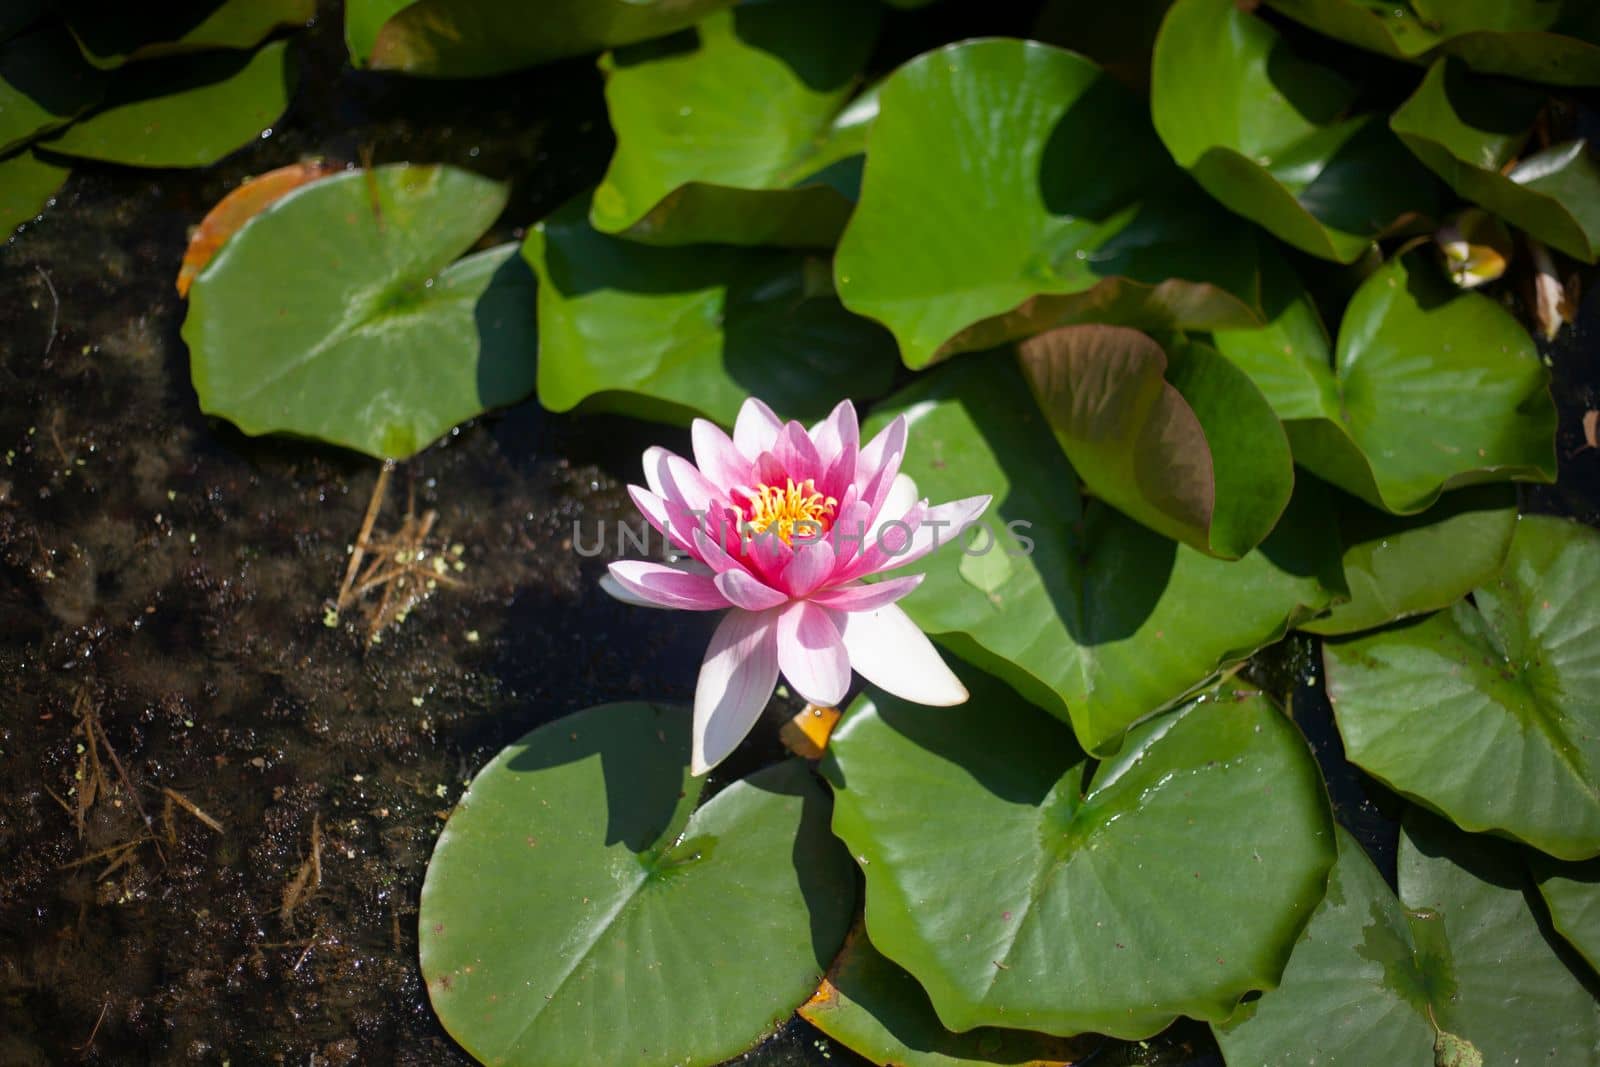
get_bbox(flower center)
[741,478,837,545]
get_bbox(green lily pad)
[1324,515,1600,861]
[824,677,1336,1038]
[41,40,294,168]
[1532,855,1600,974]
[0,24,106,155]
[1213,253,1556,514]
[833,38,1266,370]
[1392,59,1600,263]
[1152,0,1440,264]
[1299,484,1519,636]
[65,0,314,68]
[1018,325,1292,559]
[863,354,1343,755]
[799,924,1098,1067]
[420,702,854,1067]
[1264,0,1600,86]
[184,164,538,460]
[524,195,896,426]
[0,146,69,236]
[590,0,880,248]
[1216,819,1600,1065]
[352,0,735,77]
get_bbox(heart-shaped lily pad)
[590,0,880,247]
[524,195,896,426]
[800,924,1097,1067]
[0,23,105,154]
[833,38,1266,369]
[1018,325,1292,559]
[1391,58,1600,263]
[184,164,538,460]
[1533,855,1600,974]
[1265,0,1600,86]
[1213,253,1556,514]
[1299,483,1519,636]
[1216,817,1600,1065]
[1152,0,1440,263]
[864,354,1343,754]
[65,0,313,68]
[0,146,69,236]
[824,676,1336,1038]
[350,0,735,77]
[1324,515,1600,860]
[420,702,854,1067]
[41,40,294,168]
[175,160,338,297]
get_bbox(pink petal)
[743,527,794,585]
[693,609,781,774]
[660,453,725,516]
[606,560,729,611]
[777,601,851,707]
[715,569,788,611]
[641,446,674,498]
[692,526,752,578]
[820,443,857,503]
[810,574,923,612]
[847,494,991,580]
[782,540,837,598]
[835,604,967,706]
[733,397,783,460]
[628,485,696,554]
[871,473,919,536]
[809,400,859,463]
[855,416,907,500]
[774,421,824,485]
[692,419,752,493]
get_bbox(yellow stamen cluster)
[744,478,837,545]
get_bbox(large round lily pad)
[420,702,854,1067]
[1298,483,1519,636]
[800,924,1098,1067]
[824,676,1336,1038]
[1216,818,1600,1065]
[1213,253,1556,514]
[41,40,295,168]
[1018,325,1292,559]
[834,38,1265,369]
[350,0,735,77]
[1152,0,1439,263]
[184,164,539,460]
[1324,515,1600,860]
[1391,58,1600,263]
[863,354,1343,755]
[1265,0,1600,86]
[1533,855,1600,975]
[590,0,880,247]
[524,195,896,425]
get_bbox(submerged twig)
[35,265,59,358]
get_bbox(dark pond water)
[1,2,1596,1065]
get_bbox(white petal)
[692,609,780,774]
[733,397,783,459]
[776,601,850,707]
[869,473,919,541]
[836,604,967,706]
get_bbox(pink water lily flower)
[602,397,990,774]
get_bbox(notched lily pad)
[834,38,1266,370]
[184,164,538,460]
[865,354,1342,753]
[1215,819,1600,1065]
[590,0,881,247]
[524,194,896,426]
[1392,59,1600,263]
[351,0,736,77]
[1153,0,1440,264]
[176,160,339,297]
[1213,252,1556,514]
[1324,515,1600,860]
[1018,324,1292,559]
[40,39,295,168]
[420,702,854,1067]
[824,675,1336,1038]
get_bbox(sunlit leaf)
[1324,516,1600,861]
[420,702,854,1067]
[824,677,1335,1038]
[176,160,339,297]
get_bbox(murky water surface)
[2,4,1595,1065]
